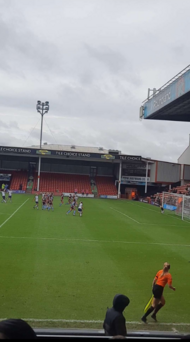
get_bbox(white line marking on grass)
[128,201,190,225]
[0,236,189,247]
[1,318,189,326]
[0,199,29,229]
[110,207,140,224]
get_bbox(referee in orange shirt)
[141,262,176,323]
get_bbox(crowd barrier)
[33,328,188,340]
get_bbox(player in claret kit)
[59,193,64,206]
[33,194,39,209]
[42,195,47,210]
[46,193,50,210]
[48,195,54,211]
[66,199,76,215]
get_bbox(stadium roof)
[29,144,119,154]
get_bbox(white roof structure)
[30,144,120,154]
[178,135,190,165]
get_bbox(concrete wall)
[157,161,180,183]
[184,165,190,180]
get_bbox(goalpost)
[162,192,190,221]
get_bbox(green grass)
[0,195,190,333]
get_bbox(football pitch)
[0,194,190,333]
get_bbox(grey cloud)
[0,0,190,164]
[85,44,126,73]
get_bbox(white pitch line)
[0,318,189,326]
[0,235,189,247]
[110,207,140,224]
[129,201,190,223]
[0,199,29,229]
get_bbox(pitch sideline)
[0,318,188,326]
[0,198,29,229]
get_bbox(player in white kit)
[8,189,12,202]
[1,190,6,203]
[78,202,83,217]
[33,195,39,209]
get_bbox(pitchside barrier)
[162,192,190,221]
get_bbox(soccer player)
[78,201,83,217]
[46,193,49,210]
[66,199,76,215]
[68,194,72,204]
[48,195,54,211]
[75,194,78,205]
[33,195,39,209]
[160,206,164,214]
[42,196,47,210]
[59,193,64,206]
[1,190,6,203]
[141,262,176,323]
[7,189,12,203]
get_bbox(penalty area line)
[0,198,29,229]
[110,207,140,224]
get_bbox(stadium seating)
[10,171,28,191]
[32,172,92,194]
[0,170,28,191]
[95,176,117,196]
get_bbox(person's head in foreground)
[0,319,36,339]
[163,262,170,272]
[103,294,130,337]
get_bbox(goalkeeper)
[160,206,164,214]
[141,262,176,323]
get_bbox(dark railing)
[142,64,190,104]
[34,328,189,340]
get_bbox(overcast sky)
[1,0,190,162]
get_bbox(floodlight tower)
[36,101,49,191]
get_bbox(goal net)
[162,192,190,220]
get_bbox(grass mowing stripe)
[110,207,140,224]
[0,199,29,229]
[0,235,189,247]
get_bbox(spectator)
[0,319,36,339]
[103,294,130,337]
[86,189,89,196]
[19,184,22,190]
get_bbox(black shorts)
[153,284,163,299]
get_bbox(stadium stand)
[10,171,28,191]
[32,172,92,194]
[95,176,117,196]
[0,170,28,191]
